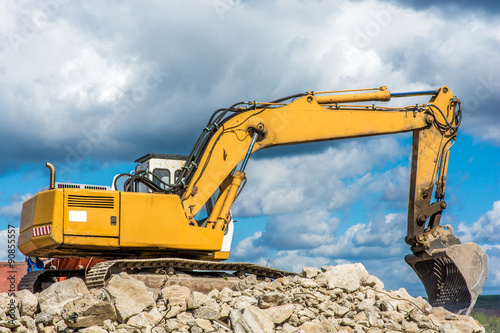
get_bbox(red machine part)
[0,262,28,293]
[50,258,107,270]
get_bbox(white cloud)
[255,250,333,274]
[0,193,32,217]
[234,137,406,216]
[479,245,500,290]
[0,0,498,171]
[231,211,407,266]
[231,231,269,260]
[261,208,339,250]
[310,212,407,258]
[457,200,500,243]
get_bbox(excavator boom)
[18,85,487,314]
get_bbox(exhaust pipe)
[406,242,488,315]
[46,162,56,190]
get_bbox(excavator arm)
[17,85,487,314]
[176,86,487,314]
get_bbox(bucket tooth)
[405,242,488,315]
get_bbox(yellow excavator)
[18,85,487,314]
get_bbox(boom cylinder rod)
[391,90,438,98]
[240,132,259,172]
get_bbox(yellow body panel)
[18,188,225,258]
[63,189,120,237]
[18,190,63,255]
[63,235,119,247]
[119,192,224,250]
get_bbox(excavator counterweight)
[17,85,487,314]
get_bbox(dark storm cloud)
[389,0,500,12]
[0,0,499,177]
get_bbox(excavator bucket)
[405,242,488,315]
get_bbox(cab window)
[152,168,170,189]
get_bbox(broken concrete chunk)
[105,272,155,323]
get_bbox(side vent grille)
[84,185,109,190]
[68,195,114,209]
[58,184,80,189]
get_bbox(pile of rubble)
[1,263,484,333]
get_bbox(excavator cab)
[133,153,187,191]
[121,153,236,254]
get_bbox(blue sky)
[0,0,499,296]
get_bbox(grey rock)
[277,276,290,286]
[176,311,194,325]
[257,292,288,309]
[230,306,274,333]
[314,273,328,288]
[164,319,179,331]
[207,288,219,300]
[15,290,38,317]
[219,287,234,299]
[161,285,191,318]
[298,277,318,289]
[355,299,376,312]
[105,272,155,323]
[302,267,321,279]
[0,319,21,328]
[262,303,294,324]
[0,294,11,310]
[5,262,486,333]
[14,326,30,333]
[365,311,380,328]
[402,320,420,333]
[38,277,88,321]
[233,295,257,309]
[362,275,385,290]
[281,323,298,333]
[219,303,231,320]
[297,308,315,319]
[19,316,36,332]
[194,318,213,330]
[127,308,162,328]
[35,311,54,325]
[341,317,356,328]
[323,263,369,293]
[103,319,117,332]
[61,290,117,328]
[298,322,328,333]
[379,301,396,312]
[439,323,462,333]
[187,291,209,310]
[233,275,258,291]
[335,305,350,318]
[43,325,57,333]
[54,319,68,332]
[318,314,337,332]
[80,326,108,333]
[193,305,218,320]
[190,326,203,333]
[151,327,168,333]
